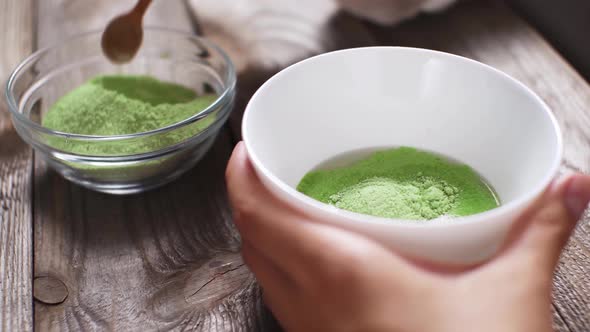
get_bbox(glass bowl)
[6,28,236,194]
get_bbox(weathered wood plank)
[553,306,572,332]
[508,0,590,81]
[366,1,590,330]
[553,209,590,332]
[34,130,275,331]
[33,0,278,331]
[0,1,35,331]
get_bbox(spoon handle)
[133,0,153,16]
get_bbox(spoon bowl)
[101,0,152,64]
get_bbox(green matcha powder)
[297,147,499,220]
[42,75,217,155]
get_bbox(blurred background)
[509,0,590,81]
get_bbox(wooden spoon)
[101,0,153,64]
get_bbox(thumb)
[500,173,590,273]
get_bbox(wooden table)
[1,0,589,331]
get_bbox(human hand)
[226,142,590,332]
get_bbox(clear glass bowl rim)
[5,27,237,142]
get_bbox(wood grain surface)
[1,0,589,331]
[0,1,35,331]
[508,0,590,81]
[33,0,277,331]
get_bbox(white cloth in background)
[189,0,338,72]
[188,0,457,72]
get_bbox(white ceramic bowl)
[242,47,562,264]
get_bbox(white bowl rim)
[242,46,563,229]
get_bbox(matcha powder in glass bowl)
[42,75,218,155]
[297,147,500,221]
[6,29,236,194]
